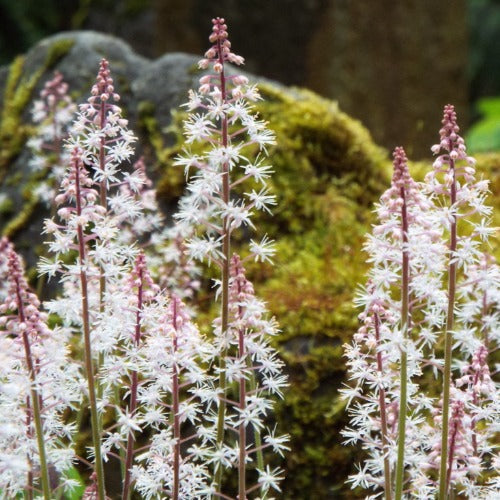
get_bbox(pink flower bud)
[233,75,249,85]
[57,207,71,220]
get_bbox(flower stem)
[75,158,106,500]
[238,280,246,500]
[446,410,459,493]
[438,160,457,500]
[122,265,144,500]
[172,298,181,500]
[15,285,51,500]
[25,398,34,500]
[214,37,230,494]
[395,186,409,500]
[374,313,392,500]
[247,368,265,470]
[97,98,107,412]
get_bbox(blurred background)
[0,0,499,159]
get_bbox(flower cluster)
[175,17,276,268]
[343,147,446,497]
[26,31,288,497]
[0,238,80,497]
[69,59,136,189]
[117,157,164,244]
[172,17,287,497]
[27,71,76,206]
[2,12,499,500]
[40,63,151,498]
[131,292,213,498]
[344,107,499,498]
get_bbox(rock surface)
[0,32,203,267]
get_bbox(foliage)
[0,0,77,64]
[467,97,500,152]
[468,0,500,101]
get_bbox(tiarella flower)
[249,235,276,264]
[343,147,447,498]
[425,388,479,493]
[203,254,289,497]
[154,220,202,302]
[68,58,136,197]
[0,240,80,497]
[345,109,499,499]
[98,251,159,498]
[425,105,499,498]
[43,60,142,347]
[173,17,287,498]
[456,253,500,352]
[117,157,164,244]
[426,106,491,241]
[131,293,213,499]
[27,72,76,207]
[42,62,141,497]
[174,17,276,267]
[43,86,217,497]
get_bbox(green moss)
[0,38,75,181]
[2,197,38,239]
[1,163,49,239]
[187,62,201,76]
[116,73,131,97]
[0,56,38,178]
[4,171,23,188]
[138,101,185,199]
[0,36,76,239]
[44,37,75,69]
[0,194,13,214]
[261,213,372,498]
[138,100,165,158]
[0,36,74,174]
[252,85,389,236]
[474,152,500,255]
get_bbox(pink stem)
[122,265,144,500]
[172,298,181,500]
[75,157,106,499]
[238,280,246,500]
[374,313,392,500]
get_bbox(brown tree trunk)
[307,0,468,158]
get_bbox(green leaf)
[467,97,500,152]
[63,466,85,500]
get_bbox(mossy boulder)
[0,31,194,267]
[0,31,498,499]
